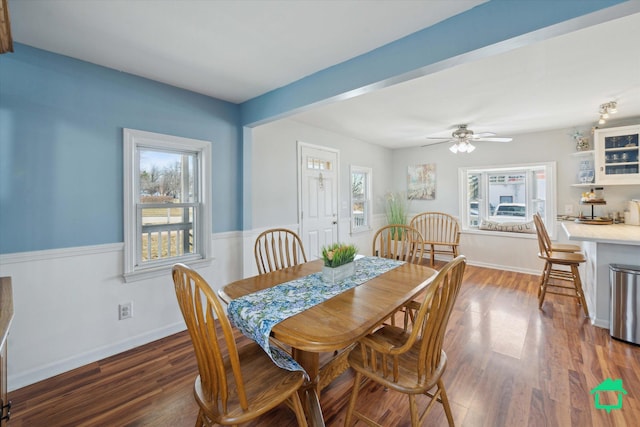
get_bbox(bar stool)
[533,214,589,317]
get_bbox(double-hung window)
[123,129,211,281]
[459,162,556,236]
[350,166,372,233]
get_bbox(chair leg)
[289,392,309,427]
[408,394,420,427]
[438,379,455,427]
[194,409,206,427]
[571,264,590,318]
[344,371,362,426]
[538,262,551,309]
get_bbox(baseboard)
[462,259,539,276]
[592,317,610,330]
[9,322,186,392]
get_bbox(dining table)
[219,257,438,427]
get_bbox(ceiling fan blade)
[421,139,455,147]
[472,132,496,138]
[425,137,452,140]
[476,137,513,142]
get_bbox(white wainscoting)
[0,231,243,392]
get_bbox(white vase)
[322,261,356,283]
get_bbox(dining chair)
[171,263,308,427]
[372,224,425,264]
[533,213,581,252]
[533,216,589,317]
[254,228,308,275]
[372,224,426,329]
[344,255,466,427]
[409,212,461,267]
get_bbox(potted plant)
[321,242,358,283]
[385,191,412,237]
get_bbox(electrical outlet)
[119,301,133,320]
[565,204,574,215]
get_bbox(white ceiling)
[8,0,640,149]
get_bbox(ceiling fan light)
[458,143,468,153]
[449,144,459,153]
[467,143,476,153]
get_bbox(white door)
[298,143,339,260]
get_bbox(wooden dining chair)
[409,212,461,267]
[171,264,308,427]
[533,216,589,317]
[373,224,426,329]
[372,224,425,264]
[254,228,308,274]
[344,255,466,427]
[533,213,581,253]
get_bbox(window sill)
[350,226,372,235]
[461,228,537,239]
[123,256,213,283]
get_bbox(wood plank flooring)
[8,263,640,426]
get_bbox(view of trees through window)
[138,149,197,262]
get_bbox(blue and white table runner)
[227,256,405,374]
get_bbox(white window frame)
[458,162,556,237]
[123,129,212,282]
[350,165,372,234]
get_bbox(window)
[350,166,372,233]
[459,162,556,235]
[123,129,211,281]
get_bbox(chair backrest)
[171,263,251,413]
[410,212,460,245]
[372,224,425,264]
[254,228,308,274]
[533,213,552,257]
[407,255,466,382]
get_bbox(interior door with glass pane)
[298,143,338,260]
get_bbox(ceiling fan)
[423,124,513,153]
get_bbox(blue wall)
[0,44,241,254]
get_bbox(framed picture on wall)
[407,164,436,200]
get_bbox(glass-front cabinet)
[594,124,640,185]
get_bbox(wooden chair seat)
[550,242,582,252]
[194,342,306,425]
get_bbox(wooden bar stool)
[533,215,589,317]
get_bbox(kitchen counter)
[561,222,640,330]
[562,222,640,246]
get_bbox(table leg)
[292,348,325,427]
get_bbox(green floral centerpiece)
[321,243,358,283]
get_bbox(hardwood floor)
[8,263,640,426]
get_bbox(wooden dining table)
[220,258,438,427]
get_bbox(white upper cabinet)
[594,124,640,185]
